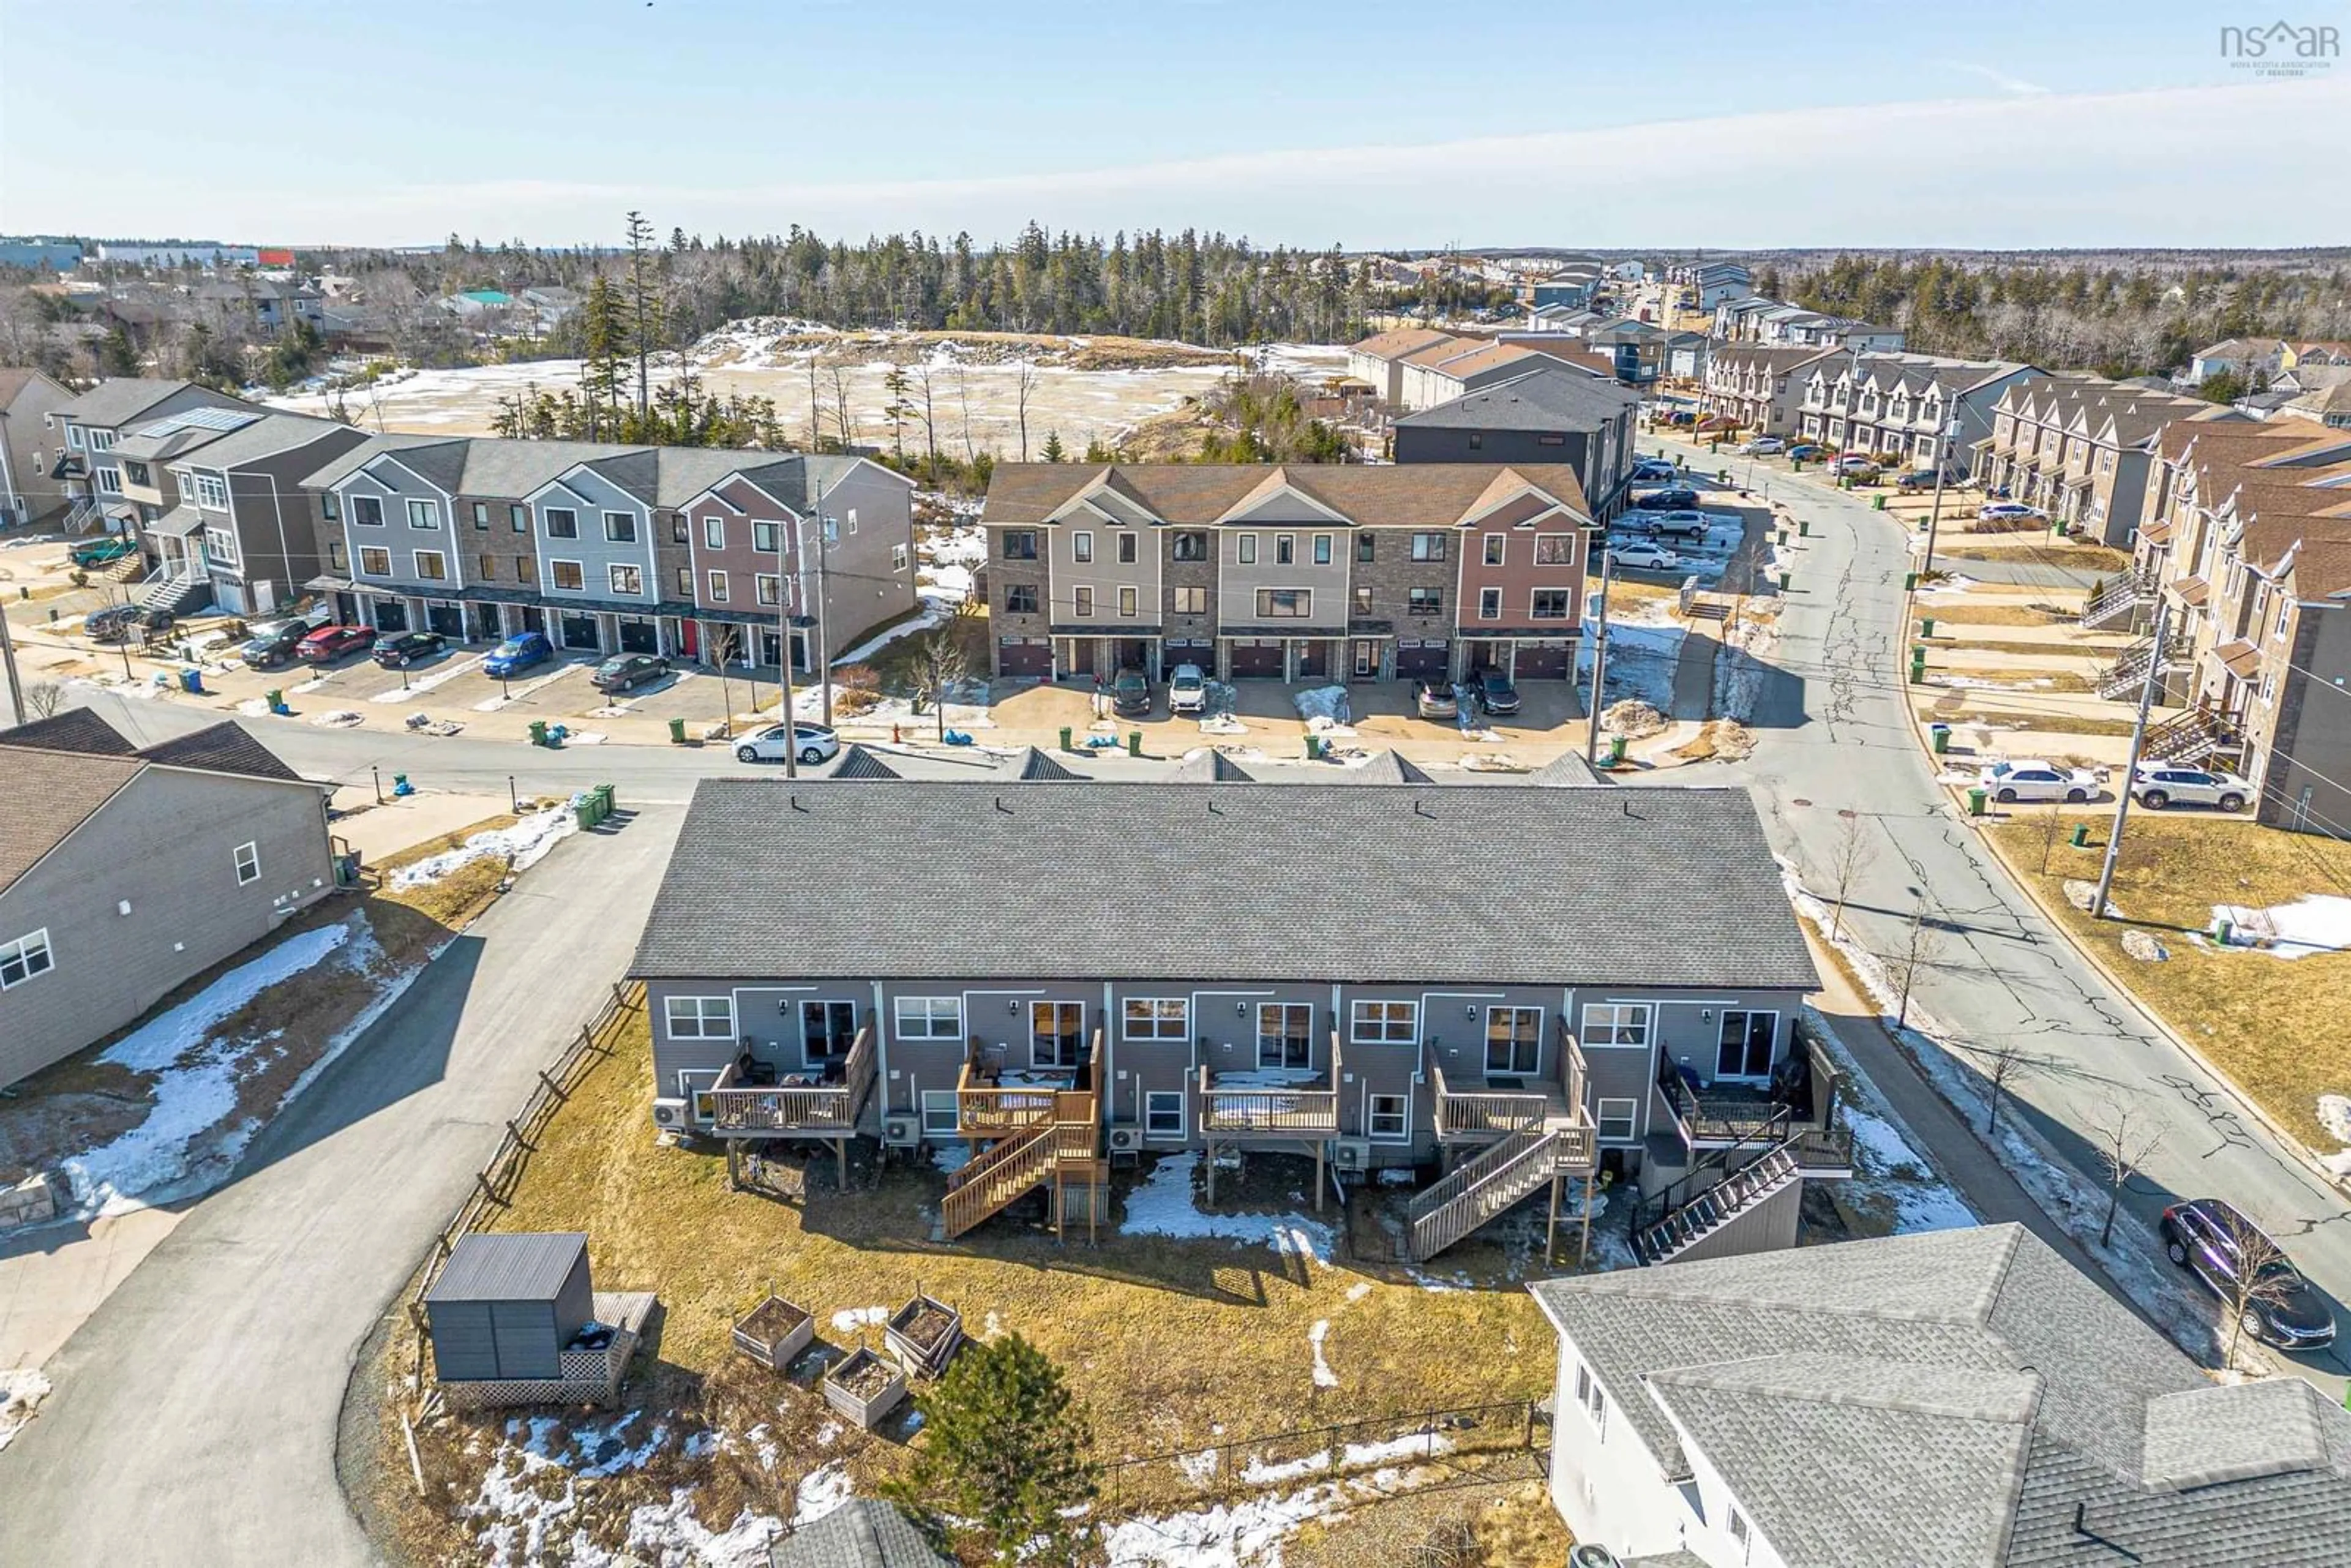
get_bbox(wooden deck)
[708,1015,876,1136]
[1430,1021,1592,1149]
[1196,1034,1344,1136]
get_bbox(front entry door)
[1351,639,1381,678]
[1715,1010,1776,1079]
[802,1000,858,1068]
[1030,1002,1084,1069]
[1485,1007,1542,1078]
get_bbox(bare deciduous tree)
[956,366,976,461]
[2036,800,2070,874]
[24,681,66,720]
[827,362,857,449]
[1827,810,1875,942]
[2085,1094,2164,1247]
[2201,1204,2303,1366]
[1962,1037,2040,1139]
[1014,359,1041,462]
[1879,898,1945,1030]
[915,362,939,464]
[904,614,973,742]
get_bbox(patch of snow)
[1580,620,1684,713]
[1117,1153,1333,1264]
[1307,1321,1338,1389]
[2211,895,2351,959]
[387,806,576,888]
[792,1460,854,1527]
[830,1306,888,1334]
[622,1493,779,1568]
[1344,1281,1372,1302]
[1176,1447,1221,1486]
[0,1370,50,1452]
[1405,1268,1475,1292]
[833,604,948,666]
[2317,1095,2351,1147]
[931,1141,973,1174]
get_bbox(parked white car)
[734,722,841,766]
[1610,542,1683,571]
[2132,765,2251,812]
[1739,437,1785,455]
[1982,759,2099,804]
[1168,662,1208,715]
[1979,501,2044,522]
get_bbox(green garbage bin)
[667,716,687,745]
[1778,570,1791,590]
[528,719,549,746]
[1306,734,1324,760]
[1873,495,1886,511]
[1128,730,1142,757]
[1904,571,1918,591]
[1967,787,1989,817]
[574,800,597,831]
[1059,725,1074,752]
[1608,735,1629,766]
[1798,519,1810,537]
[1930,724,1951,755]
[2213,916,2234,946]
[2070,823,2090,848]
[595,784,616,819]
[1922,618,1937,639]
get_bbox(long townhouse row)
[629,776,1846,1259]
[1793,351,2037,475]
[979,462,1595,685]
[38,377,918,662]
[1973,372,2232,546]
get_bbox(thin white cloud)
[17,78,2345,249]
[1939,60,2053,96]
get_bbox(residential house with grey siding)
[0,368,74,529]
[45,377,257,536]
[628,774,1845,1264]
[303,436,913,663]
[0,710,336,1087]
[1391,366,1638,517]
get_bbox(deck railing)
[710,1012,876,1134]
[1197,1033,1342,1135]
[1428,1019,1592,1141]
[956,1033,1097,1136]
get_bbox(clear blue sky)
[1,0,2343,248]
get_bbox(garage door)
[371,599,410,633]
[1228,640,1282,678]
[618,617,658,655]
[425,601,464,639]
[1517,639,1572,678]
[560,614,601,651]
[997,636,1051,677]
[1160,639,1210,679]
[1394,638,1449,679]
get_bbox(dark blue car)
[483,631,553,678]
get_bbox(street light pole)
[1921,413,1959,579]
[2093,599,2168,923]
[1584,541,1615,767]
[778,518,798,780]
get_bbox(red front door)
[681,619,700,659]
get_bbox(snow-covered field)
[1578,602,1684,713]
[2210,893,2351,959]
[387,806,577,889]
[264,327,1348,457]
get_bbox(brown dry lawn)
[1910,603,2076,628]
[1986,814,2351,1149]
[383,1008,1587,1559]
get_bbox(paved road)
[0,810,683,1567]
[1666,441,2351,1395]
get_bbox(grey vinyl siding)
[209,430,369,613]
[0,768,336,1087]
[1217,499,1352,632]
[808,462,918,653]
[339,462,460,593]
[2260,606,2351,839]
[0,376,74,526]
[489,1300,561,1378]
[426,1302,501,1380]
[530,467,656,610]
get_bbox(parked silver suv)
[2131,765,2250,813]
[1168,662,1208,715]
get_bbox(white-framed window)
[1312,533,1332,565]
[753,519,779,552]
[1729,1508,1751,1553]
[1573,1360,1608,1435]
[67,425,84,450]
[604,510,637,542]
[609,563,643,596]
[2276,599,2292,640]
[1123,997,1188,1040]
[707,569,729,602]
[1073,585,1095,617]
[0,928,54,989]
[1483,535,1505,566]
[1117,532,1138,565]
[1255,588,1310,618]
[186,471,230,510]
[664,994,736,1040]
[756,573,779,606]
[1072,530,1093,563]
[1478,587,1502,620]
[542,506,579,539]
[845,507,858,534]
[405,498,439,529]
[703,515,725,549]
[96,467,122,495]
[1582,1002,1652,1048]
[1256,1003,1313,1070]
[675,1068,721,1125]
[894,996,964,1041]
[1144,1090,1185,1139]
[1349,999,1417,1044]
[1236,533,1258,565]
[1535,534,1574,565]
[1118,586,1139,617]
[471,501,490,528]
[1275,533,1295,565]
[509,503,528,532]
[351,494,384,527]
[233,841,260,885]
[551,560,585,591]
[921,1089,960,1137]
[892,543,909,571]
[1368,1092,1408,1140]
[1596,1097,1638,1141]
[358,546,391,576]
[413,550,448,582]
[204,527,240,566]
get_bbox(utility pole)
[1584,539,1615,767]
[0,600,25,726]
[2093,599,2168,922]
[778,520,798,780]
[1920,413,1959,578]
[807,509,834,729]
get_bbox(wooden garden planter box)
[884,1294,965,1379]
[823,1348,908,1428]
[730,1295,814,1373]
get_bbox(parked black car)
[83,604,173,643]
[1635,487,1700,511]
[239,619,315,669]
[1475,669,1520,716]
[2160,1198,2336,1349]
[1111,667,1152,717]
[372,629,446,668]
[591,653,670,693]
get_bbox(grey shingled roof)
[828,745,901,781]
[1529,1225,2351,1567]
[138,721,307,783]
[629,779,1818,988]
[162,410,354,472]
[426,1232,587,1304]
[1392,366,1637,432]
[771,1501,952,1568]
[58,378,246,429]
[300,433,463,491]
[1168,749,1256,784]
[1528,750,1605,787]
[1011,747,1087,782]
[1325,750,1434,785]
[0,708,141,758]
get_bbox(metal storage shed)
[424,1232,594,1382]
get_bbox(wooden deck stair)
[940,1090,1098,1240]
[1403,1123,1582,1264]
[1630,1147,1799,1265]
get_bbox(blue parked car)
[483,631,553,678]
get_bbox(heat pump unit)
[651,1097,689,1130]
[882,1113,921,1148]
[1330,1138,1372,1171]
[1106,1124,1145,1154]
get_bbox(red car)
[297,624,373,663]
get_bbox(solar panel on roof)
[133,407,263,440]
